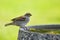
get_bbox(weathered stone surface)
[28,24,60,29]
[18,25,60,40]
[17,28,60,40]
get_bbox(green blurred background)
[0,0,60,40]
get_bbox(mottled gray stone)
[18,29,60,40]
[17,24,60,40]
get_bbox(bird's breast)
[25,17,30,22]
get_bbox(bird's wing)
[11,16,26,21]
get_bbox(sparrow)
[5,13,32,28]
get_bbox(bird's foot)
[20,27,29,30]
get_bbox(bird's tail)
[5,23,13,26]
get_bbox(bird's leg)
[20,26,28,30]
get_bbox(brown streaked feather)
[11,16,26,21]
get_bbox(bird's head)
[24,13,32,17]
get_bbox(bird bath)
[18,24,60,40]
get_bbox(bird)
[5,13,32,28]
